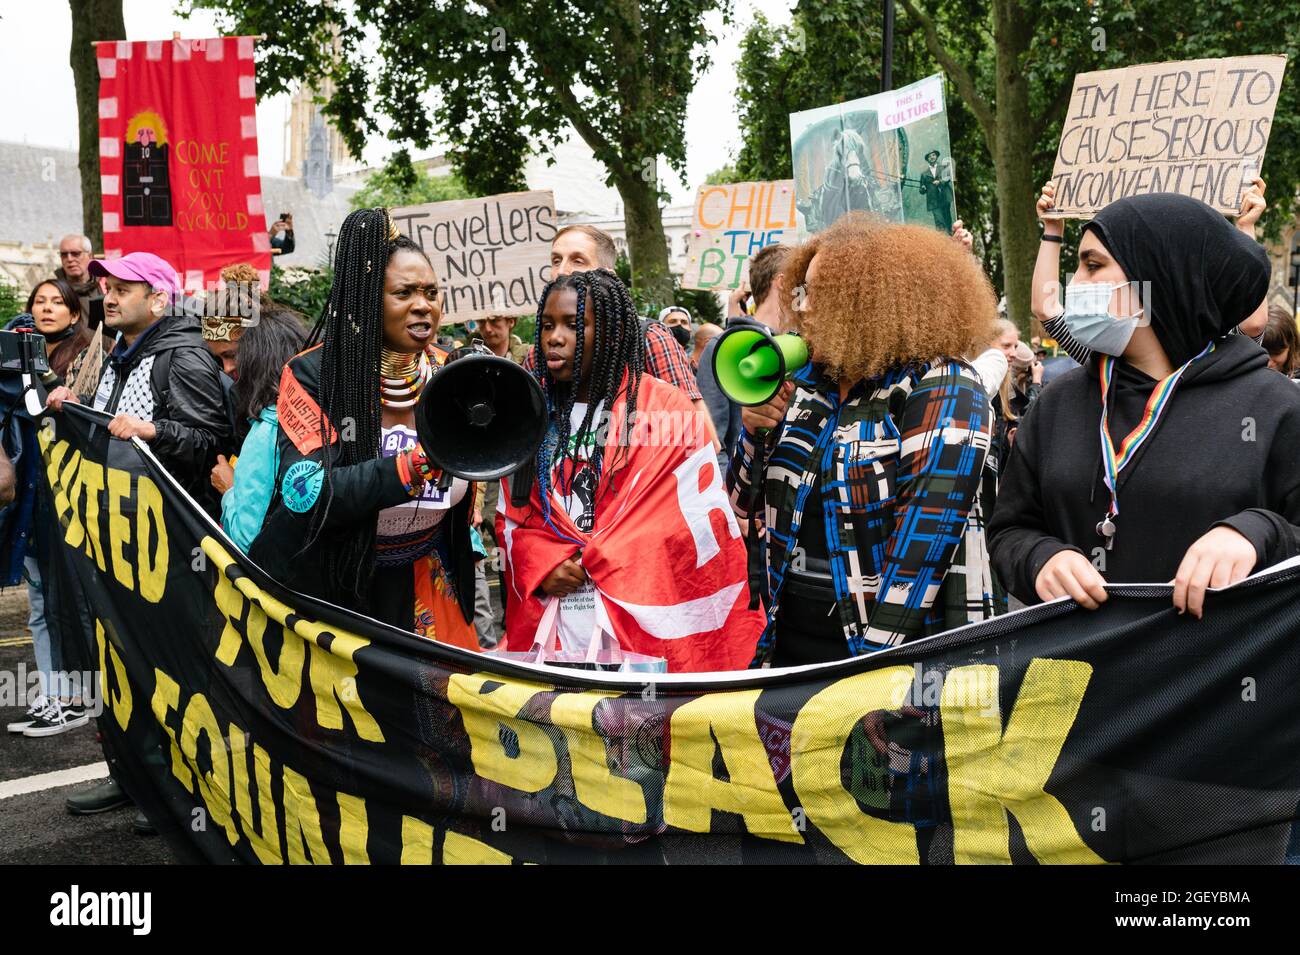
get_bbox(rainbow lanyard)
[1095,340,1215,547]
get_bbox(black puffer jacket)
[91,314,233,512]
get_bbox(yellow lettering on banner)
[95,620,132,731]
[447,673,557,793]
[150,668,193,792]
[337,793,370,864]
[107,468,135,592]
[663,689,802,843]
[61,456,106,568]
[302,626,382,741]
[202,537,383,741]
[76,460,107,571]
[444,830,512,865]
[135,477,168,602]
[41,437,73,526]
[791,667,920,864]
[942,660,1104,865]
[400,816,435,864]
[213,570,303,707]
[59,449,86,549]
[281,765,330,864]
[550,691,647,824]
[229,729,283,864]
[213,570,247,664]
[180,692,238,846]
[42,430,144,593]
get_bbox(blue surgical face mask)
[1062,282,1142,356]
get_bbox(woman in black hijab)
[989,192,1300,619]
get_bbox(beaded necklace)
[379,348,431,409]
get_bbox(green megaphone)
[712,325,809,406]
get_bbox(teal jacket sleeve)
[221,408,281,552]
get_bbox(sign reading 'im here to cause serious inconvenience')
[1049,54,1288,217]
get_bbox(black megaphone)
[415,342,547,481]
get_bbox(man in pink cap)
[49,250,232,497]
[48,250,234,828]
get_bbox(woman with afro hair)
[729,213,998,667]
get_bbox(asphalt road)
[0,641,179,865]
[0,566,508,866]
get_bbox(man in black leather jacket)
[47,252,233,515]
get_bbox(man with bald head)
[54,234,104,325]
[692,321,722,370]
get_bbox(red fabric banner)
[95,36,270,290]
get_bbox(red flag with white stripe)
[498,374,764,672]
[95,36,270,291]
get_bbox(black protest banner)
[1050,54,1288,217]
[390,190,557,323]
[40,404,1300,864]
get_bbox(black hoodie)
[989,193,1297,601]
[989,332,1300,602]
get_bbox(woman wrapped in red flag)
[498,269,763,671]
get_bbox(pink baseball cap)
[89,252,180,294]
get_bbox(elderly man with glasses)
[54,234,104,326]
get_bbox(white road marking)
[0,761,108,800]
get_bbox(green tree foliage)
[350,149,472,211]
[704,164,745,184]
[731,5,998,282]
[268,265,332,326]
[615,253,725,324]
[734,0,1300,329]
[0,275,25,322]
[194,0,732,304]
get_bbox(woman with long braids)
[498,269,761,672]
[249,208,479,650]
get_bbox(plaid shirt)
[523,321,702,401]
[728,359,996,662]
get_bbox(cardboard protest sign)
[790,73,956,236]
[681,180,796,290]
[1050,54,1288,217]
[391,190,557,323]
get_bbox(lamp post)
[1290,232,1300,318]
[325,230,338,269]
[882,0,895,92]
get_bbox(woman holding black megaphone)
[250,208,544,649]
[726,213,999,667]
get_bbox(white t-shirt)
[549,401,604,654]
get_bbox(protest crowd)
[1,25,1298,865]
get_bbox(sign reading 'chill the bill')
[390,190,558,323]
[681,180,796,290]
[1049,54,1288,217]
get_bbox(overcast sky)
[0,0,791,204]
